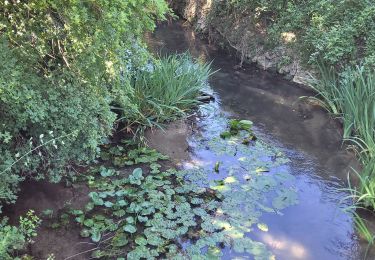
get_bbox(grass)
[127,53,213,128]
[310,63,375,247]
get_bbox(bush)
[0,1,169,206]
[0,210,41,260]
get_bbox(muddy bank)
[169,0,312,85]
[145,120,192,163]
[2,180,93,259]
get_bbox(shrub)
[0,210,41,260]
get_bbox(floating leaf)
[206,246,223,259]
[214,161,220,172]
[238,120,253,130]
[126,216,135,224]
[220,131,231,139]
[80,229,90,238]
[104,201,114,208]
[224,176,236,183]
[89,192,104,206]
[124,224,137,234]
[91,229,101,242]
[257,223,269,232]
[256,167,270,173]
[117,199,127,207]
[135,236,147,246]
[83,219,94,227]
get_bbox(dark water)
[147,21,372,259]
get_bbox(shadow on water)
[147,21,374,259]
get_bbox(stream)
[147,21,372,260]
[3,20,373,260]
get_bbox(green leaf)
[89,192,104,206]
[132,168,143,179]
[100,167,115,177]
[126,216,135,224]
[123,224,137,233]
[91,229,101,243]
[138,216,148,222]
[104,201,114,208]
[80,229,91,238]
[84,219,94,227]
[256,167,270,173]
[117,199,127,207]
[135,236,147,246]
[206,246,223,259]
[75,215,85,224]
[129,168,144,185]
[70,209,83,216]
[85,202,95,212]
[257,223,269,232]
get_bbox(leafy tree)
[0,0,169,206]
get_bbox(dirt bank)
[169,0,312,85]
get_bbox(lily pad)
[123,224,137,234]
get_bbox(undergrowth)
[0,210,41,260]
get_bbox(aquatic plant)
[121,53,213,127]
[310,64,375,246]
[66,119,297,259]
[220,119,256,144]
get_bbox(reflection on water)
[147,21,370,259]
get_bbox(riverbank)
[169,0,313,85]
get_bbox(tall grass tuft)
[311,64,375,247]
[114,53,213,129]
[129,53,213,127]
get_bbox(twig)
[64,247,99,260]
[1,132,74,175]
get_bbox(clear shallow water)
[147,21,370,259]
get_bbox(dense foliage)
[0,0,169,206]
[0,210,40,259]
[212,0,375,68]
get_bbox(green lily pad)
[123,224,137,234]
[80,229,90,238]
[135,236,147,246]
